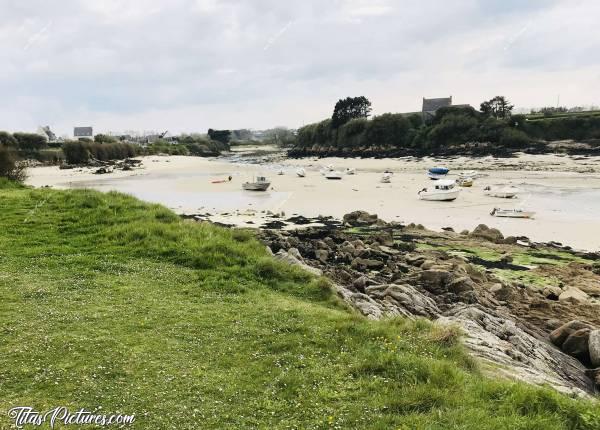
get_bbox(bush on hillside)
[0,146,26,182]
[13,132,47,152]
[365,113,412,148]
[0,131,18,148]
[63,141,139,164]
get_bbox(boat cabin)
[434,180,456,191]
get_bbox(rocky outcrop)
[259,212,600,396]
[470,224,504,243]
[271,247,323,277]
[550,320,600,365]
[550,320,593,347]
[590,330,600,368]
[439,306,593,397]
[559,287,589,303]
[342,211,380,227]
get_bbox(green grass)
[512,251,591,267]
[525,110,600,121]
[492,270,560,289]
[1,184,599,429]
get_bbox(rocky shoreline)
[288,140,600,159]
[258,211,600,396]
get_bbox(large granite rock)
[439,306,593,397]
[588,330,600,368]
[343,211,379,227]
[470,224,504,243]
[272,248,323,277]
[549,320,593,348]
[561,329,591,363]
[558,287,589,303]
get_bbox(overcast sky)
[1,0,599,135]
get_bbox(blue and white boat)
[427,167,449,180]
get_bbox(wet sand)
[26,153,600,251]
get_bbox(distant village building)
[74,127,93,139]
[421,96,472,122]
[422,96,453,122]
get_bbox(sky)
[0,0,599,136]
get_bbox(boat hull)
[242,182,270,191]
[485,192,518,198]
[325,171,343,180]
[427,172,448,180]
[491,209,535,218]
[418,190,460,201]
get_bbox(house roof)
[422,97,452,113]
[74,127,93,137]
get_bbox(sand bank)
[26,154,600,251]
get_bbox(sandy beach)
[26,152,600,251]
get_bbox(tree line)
[0,129,235,181]
[291,96,600,157]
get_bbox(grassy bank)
[0,181,599,429]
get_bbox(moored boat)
[457,177,473,187]
[429,167,449,175]
[242,176,271,191]
[418,180,460,201]
[380,172,392,183]
[427,167,449,180]
[490,208,535,218]
[324,171,343,180]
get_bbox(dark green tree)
[13,132,47,152]
[0,131,18,148]
[207,129,232,144]
[331,96,372,128]
[480,96,514,119]
[365,113,411,148]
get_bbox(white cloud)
[0,0,598,134]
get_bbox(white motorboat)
[296,168,306,177]
[418,180,460,201]
[459,170,487,179]
[490,208,535,218]
[324,171,343,180]
[380,172,392,183]
[242,176,271,191]
[484,185,520,198]
[345,168,356,175]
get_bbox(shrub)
[13,132,47,152]
[62,141,90,164]
[0,146,26,182]
[500,128,530,148]
[63,141,139,164]
[365,113,412,148]
[0,131,18,148]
